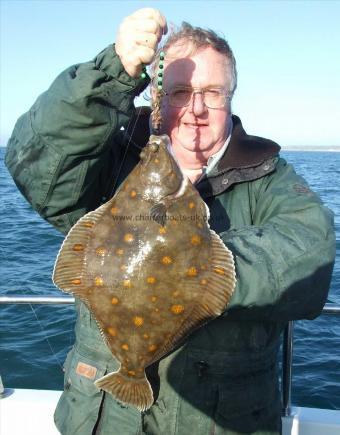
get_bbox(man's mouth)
[184,123,208,128]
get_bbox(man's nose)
[189,91,207,116]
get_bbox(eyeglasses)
[162,86,231,109]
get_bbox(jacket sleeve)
[221,158,336,322]
[5,45,149,234]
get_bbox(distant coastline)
[282,146,340,152]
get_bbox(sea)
[0,147,339,410]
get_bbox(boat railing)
[282,303,340,417]
[1,295,339,416]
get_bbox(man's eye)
[205,89,221,98]
[172,89,191,98]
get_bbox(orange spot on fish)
[133,316,144,327]
[94,276,104,286]
[123,279,132,288]
[83,221,95,228]
[130,190,137,198]
[107,327,117,336]
[148,344,157,352]
[154,308,160,313]
[121,343,129,351]
[190,235,201,245]
[128,370,136,377]
[171,304,185,315]
[116,248,124,255]
[172,291,180,298]
[143,333,149,339]
[186,267,198,277]
[197,222,203,229]
[71,279,81,285]
[120,265,127,271]
[188,202,195,209]
[200,279,208,285]
[213,267,225,275]
[95,247,107,256]
[162,256,173,265]
[154,158,160,164]
[151,296,157,303]
[111,207,119,215]
[72,243,84,252]
[111,297,119,305]
[147,276,156,284]
[124,233,134,243]
[159,227,167,234]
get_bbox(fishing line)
[108,112,141,199]
[26,297,64,371]
[24,51,153,369]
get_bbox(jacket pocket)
[54,346,106,434]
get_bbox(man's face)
[159,44,232,164]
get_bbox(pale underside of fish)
[53,134,236,411]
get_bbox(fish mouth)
[139,142,183,199]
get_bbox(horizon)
[1,1,340,147]
[3,144,340,151]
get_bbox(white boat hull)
[1,388,339,434]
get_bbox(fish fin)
[150,203,167,226]
[95,369,154,411]
[152,231,236,360]
[199,229,236,316]
[52,201,111,297]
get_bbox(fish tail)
[95,370,154,411]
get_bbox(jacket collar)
[217,115,280,171]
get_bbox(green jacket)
[5,45,335,435]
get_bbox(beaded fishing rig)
[141,50,165,134]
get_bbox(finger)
[134,18,162,35]
[131,9,168,36]
[134,32,158,49]
[137,46,156,65]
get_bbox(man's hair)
[151,22,237,98]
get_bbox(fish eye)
[149,143,159,153]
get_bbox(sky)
[1,0,340,148]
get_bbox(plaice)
[52,134,236,411]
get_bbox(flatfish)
[53,134,236,411]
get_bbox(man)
[5,8,335,435]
